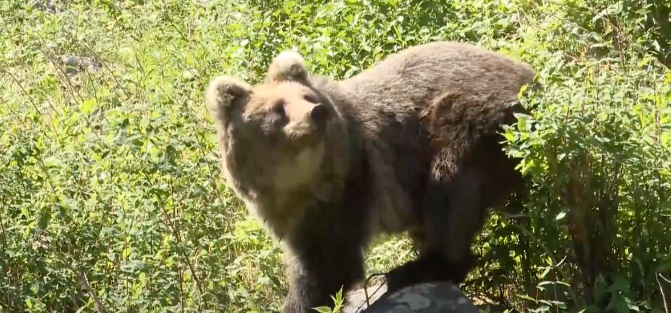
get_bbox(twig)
[75,270,108,313]
[349,272,387,312]
[57,256,108,313]
[657,273,669,313]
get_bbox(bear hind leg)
[385,163,489,293]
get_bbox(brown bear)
[204,41,535,313]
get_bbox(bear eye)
[271,101,286,116]
[303,94,319,103]
[265,100,288,130]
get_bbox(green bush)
[0,0,668,312]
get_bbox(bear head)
[205,51,348,211]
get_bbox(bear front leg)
[281,205,366,313]
[282,249,364,313]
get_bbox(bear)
[204,41,536,313]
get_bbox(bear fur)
[204,41,536,313]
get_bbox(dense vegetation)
[1,0,669,312]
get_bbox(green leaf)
[539,266,551,279]
[30,282,40,294]
[43,156,62,168]
[555,212,566,221]
[122,246,131,258]
[37,207,51,230]
[313,306,332,313]
[79,98,97,114]
[518,116,527,131]
[21,207,31,218]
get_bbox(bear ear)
[265,50,309,83]
[205,75,252,125]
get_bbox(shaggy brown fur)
[204,41,535,313]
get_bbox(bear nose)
[309,103,329,124]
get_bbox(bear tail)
[422,89,522,160]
